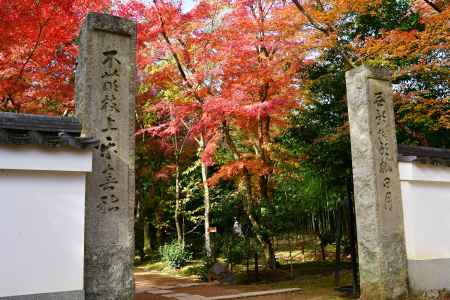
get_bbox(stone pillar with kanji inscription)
[75,13,136,300]
[346,65,408,299]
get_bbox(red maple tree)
[0,0,109,113]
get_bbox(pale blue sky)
[131,0,196,12]
[182,0,197,12]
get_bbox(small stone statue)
[233,217,243,236]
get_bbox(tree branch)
[15,13,51,86]
[222,120,240,160]
[423,0,442,13]
[290,0,356,68]
[153,0,208,103]
[291,0,328,34]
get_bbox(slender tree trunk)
[199,136,212,258]
[288,232,294,279]
[300,234,305,257]
[135,196,146,260]
[246,212,276,269]
[201,159,212,258]
[182,198,186,246]
[320,239,326,261]
[335,203,342,287]
[254,251,259,281]
[144,220,151,255]
[347,177,360,296]
[258,174,277,269]
[246,256,250,279]
[174,163,182,244]
[155,207,162,248]
[246,239,250,280]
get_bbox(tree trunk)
[263,239,277,269]
[199,135,212,259]
[300,234,305,257]
[334,203,342,287]
[288,233,294,279]
[182,200,186,246]
[155,208,162,249]
[243,172,277,269]
[347,177,360,297]
[174,163,182,244]
[201,160,212,258]
[258,174,277,269]
[246,239,250,280]
[144,220,151,256]
[254,251,259,281]
[222,121,275,268]
[320,240,326,261]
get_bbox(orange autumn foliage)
[0,0,110,114]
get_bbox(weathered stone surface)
[75,13,136,300]
[345,65,409,299]
[85,13,136,36]
[207,263,236,284]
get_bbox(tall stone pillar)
[345,65,408,299]
[75,13,136,300]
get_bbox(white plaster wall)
[0,145,92,172]
[399,162,450,260]
[0,145,91,297]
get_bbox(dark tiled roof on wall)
[0,112,98,149]
[398,144,450,166]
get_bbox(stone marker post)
[75,13,136,300]
[345,65,408,299]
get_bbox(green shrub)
[226,240,246,266]
[180,258,212,281]
[188,256,216,281]
[159,241,192,269]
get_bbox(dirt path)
[134,271,349,300]
[134,272,252,300]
